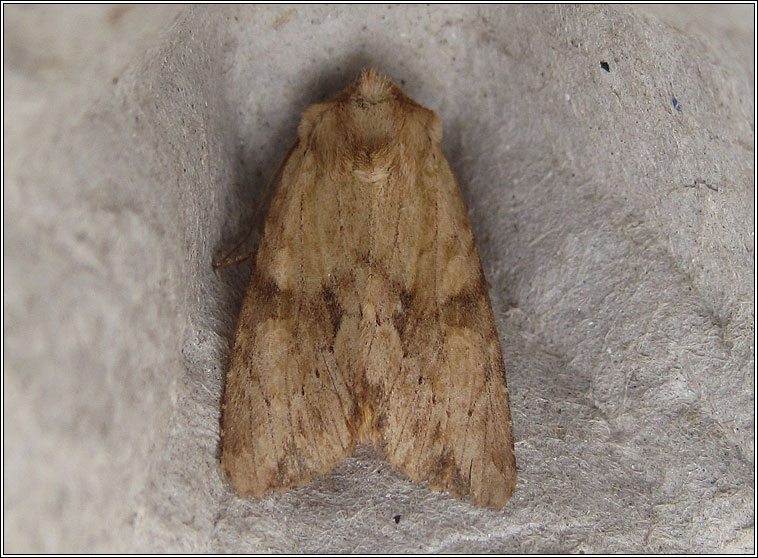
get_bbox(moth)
[220,69,516,509]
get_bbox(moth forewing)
[220,69,516,508]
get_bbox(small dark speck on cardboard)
[600,61,610,72]
[671,96,682,112]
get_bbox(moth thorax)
[352,147,393,185]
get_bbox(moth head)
[297,70,443,152]
[353,68,394,104]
